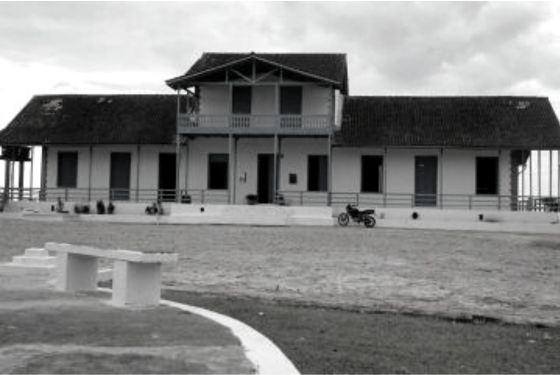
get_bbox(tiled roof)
[167,52,349,94]
[336,96,560,149]
[2,94,559,149]
[0,95,178,145]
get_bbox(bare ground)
[1,218,559,325]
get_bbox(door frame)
[414,155,438,207]
[257,153,274,203]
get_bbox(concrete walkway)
[0,265,298,374]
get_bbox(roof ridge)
[202,52,346,55]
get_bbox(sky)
[1,1,560,129]
[0,1,559,194]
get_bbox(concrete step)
[24,247,50,257]
[12,255,56,267]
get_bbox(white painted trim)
[160,299,300,375]
[96,287,299,375]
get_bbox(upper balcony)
[177,113,332,135]
[167,53,347,136]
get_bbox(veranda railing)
[1,187,558,212]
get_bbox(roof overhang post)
[439,148,444,209]
[29,147,34,201]
[88,145,93,202]
[529,150,533,210]
[538,149,542,208]
[17,158,24,200]
[136,144,141,203]
[40,146,48,201]
[176,88,182,204]
[549,149,553,198]
[2,158,9,204]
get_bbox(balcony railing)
[177,114,331,135]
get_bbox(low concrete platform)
[6,201,333,227]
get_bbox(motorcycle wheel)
[364,216,376,228]
[338,213,350,226]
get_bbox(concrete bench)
[45,242,178,307]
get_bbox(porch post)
[183,139,188,200]
[29,147,34,200]
[538,150,542,210]
[439,148,443,209]
[175,88,181,204]
[18,160,24,200]
[175,135,181,203]
[231,135,237,204]
[3,159,10,203]
[273,134,278,203]
[327,134,332,206]
[228,133,234,204]
[88,145,93,202]
[383,147,388,207]
[135,144,140,202]
[520,150,525,210]
[10,159,15,200]
[549,150,553,198]
[529,150,533,210]
[40,146,48,201]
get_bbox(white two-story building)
[1,52,560,211]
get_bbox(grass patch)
[164,290,560,374]
[10,353,209,374]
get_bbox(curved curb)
[160,299,300,375]
[97,287,299,375]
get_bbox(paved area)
[0,266,255,374]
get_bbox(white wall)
[45,144,188,201]
[198,84,331,116]
[332,147,511,198]
[43,143,513,208]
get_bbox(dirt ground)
[1,218,559,325]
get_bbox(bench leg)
[112,261,162,307]
[55,253,98,292]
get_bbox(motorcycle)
[338,204,376,228]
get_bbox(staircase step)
[24,248,50,257]
[12,255,56,267]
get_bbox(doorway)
[158,153,176,202]
[257,154,274,203]
[110,153,131,201]
[415,156,438,207]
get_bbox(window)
[476,157,499,195]
[208,154,229,190]
[57,152,78,188]
[232,86,252,114]
[361,155,383,193]
[308,155,328,192]
[280,86,302,114]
